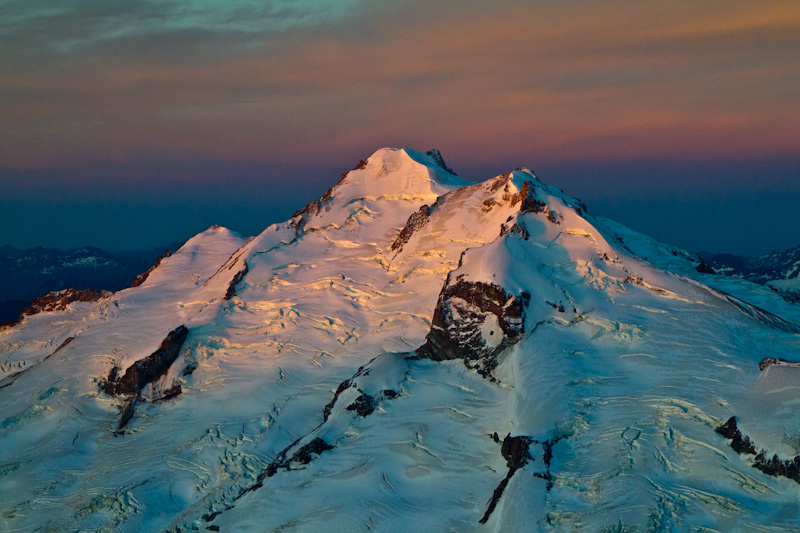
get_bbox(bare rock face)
[131,250,172,287]
[224,261,249,300]
[103,325,189,396]
[21,287,111,317]
[425,149,457,175]
[101,325,189,430]
[290,157,370,236]
[418,277,529,377]
[758,357,800,371]
[716,416,800,483]
[390,205,431,253]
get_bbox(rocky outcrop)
[202,355,405,526]
[480,435,535,524]
[103,325,189,396]
[101,325,189,430]
[425,149,457,175]
[517,181,560,223]
[21,287,110,317]
[224,261,249,300]
[758,357,800,371]
[480,433,560,524]
[263,437,335,478]
[390,205,431,253]
[290,158,372,236]
[716,417,800,483]
[131,250,172,287]
[418,277,529,377]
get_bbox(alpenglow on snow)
[2,148,800,531]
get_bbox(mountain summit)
[2,148,799,531]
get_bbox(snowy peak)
[287,148,471,235]
[4,147,800,532]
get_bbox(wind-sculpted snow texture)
[1,148,800,531]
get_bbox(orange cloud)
[1,0,798,170]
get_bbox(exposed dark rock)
[758,357,800,371]
[717,416,800,483]
[264,437,335,478]
[291,158,370,236]
[21,287,110,318]
[101,367,120,396]
[181,360,198,376]
[501,435,535,471]
[482,198,501,213]
[517,181,560,224]
[346,393,377,417]
[102,325,189,429]
[117,397,137,431]
[224,261,249,300]
[156,383,182,401]
[131,250,173,287]
[500,221,530,240]
[425,149,457,175]
[323,378,353,422]
[203,355,403,524]
[288,438,334,467]
[716,417,758,455]
[206,526,220,532]
[546,301,565,313]
[417,278,529,377]
[480,433,561,523]
[104,326,189,396]
[624,275,644,286]
[480,435,535,524]
[390,205,431,252]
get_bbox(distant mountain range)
[702,246,800,302]
[0,244,178,324]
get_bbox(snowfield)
[1,148,800,532]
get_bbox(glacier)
[1,148,800,532]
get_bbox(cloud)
[0,0,798,170]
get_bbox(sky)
[1,0,798,256]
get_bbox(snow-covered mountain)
[703,246,800,303]
[2,148,800,532]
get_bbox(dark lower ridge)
[201,359,403,526]
[201,434,337,524]
[480,433,560,524]
[717,416,800,483]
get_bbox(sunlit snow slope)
[2,148,800,532]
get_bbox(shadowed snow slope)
[1,148,800,532]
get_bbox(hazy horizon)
[2,1,798,256]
